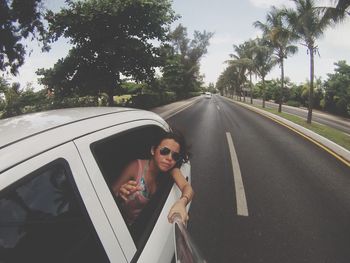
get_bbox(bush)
[126,91,198,109]
[286,100,301,107]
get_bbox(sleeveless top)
[121,160,151,225]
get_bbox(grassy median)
[255,106,350,151]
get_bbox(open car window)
[91,125,174,250]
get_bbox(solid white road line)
[217,105,220,111]
[226,132,249,216]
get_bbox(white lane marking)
[226,132,249,216]
[217,105,220,111]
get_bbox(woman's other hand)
[118,180,142,201]
[168,198,189,224]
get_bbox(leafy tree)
[324,60,350,116]
[0,0,48,74]
[40,0,177,106]
[254,6,298,112]
[162,24,213,98]
[216,65,238,97]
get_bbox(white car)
[0,107,191,263]
[204,92,212,99]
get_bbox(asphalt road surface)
[167,95,350,263]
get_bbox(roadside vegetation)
[0,0,213,119]
[216,0,350,123]
[258,105,350,151]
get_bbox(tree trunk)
[262,77,266,108]
[307,48,314,124]
[250,72,253,104]
[107,85,115,106]
[278,59,284,113]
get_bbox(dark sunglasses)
[159,147,182,162]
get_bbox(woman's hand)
[168,198,189,224]
[118,180,142,201]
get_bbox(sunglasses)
[159,147,182,162]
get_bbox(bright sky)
[7,0,350,90]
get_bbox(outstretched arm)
[168,167,194,224]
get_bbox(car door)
[0,142,126,263]
[74,119,185,262]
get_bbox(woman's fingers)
[119,181,142,200]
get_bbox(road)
[250,98,350,135]
[167,95,350,263]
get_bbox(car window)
[0,159,109,263]
[91,125,173,249]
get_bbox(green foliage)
[161,24,213,98]
[0,0,49,74]
[127,91,177,109]
[324,60,350,116]
[40,0,177,106]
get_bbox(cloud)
[210,34,237,45]
[250,0,337,9]
[322,19,350,50]
[249,0,294,9]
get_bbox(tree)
[283,0,339,123]
[324,60,350,116]
[226,41,255,102]
[254,6,298,112]
[0,0,48,74]
[252,38,277,108]
[41,0,177,106]
[216,65,238,97]
[162,24,213,98]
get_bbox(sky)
[7,0,350,90]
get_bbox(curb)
[223,96,350,167]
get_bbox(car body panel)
[73,119,168,261]
[0,142,127,262]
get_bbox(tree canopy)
[161,24,213,98]
[0,0,48,74]
[38,0,177,105]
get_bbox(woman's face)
[153,138,181,172]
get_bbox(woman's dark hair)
[152,129,191,168]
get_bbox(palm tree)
[326,0,350,22]
[252,38,277,108]
[227,41,256,102]
[254,6,298,113]
[283,0,337,123]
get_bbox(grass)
[253,105,350,151]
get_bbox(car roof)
[0,107,168,172]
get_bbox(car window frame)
[73,119,182,262]
[0,142,127,263]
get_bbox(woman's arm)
[167,167,194,223]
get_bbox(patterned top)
[121,160,150,225]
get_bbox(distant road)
[241,98,350,135]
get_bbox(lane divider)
[226,132,249,216]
